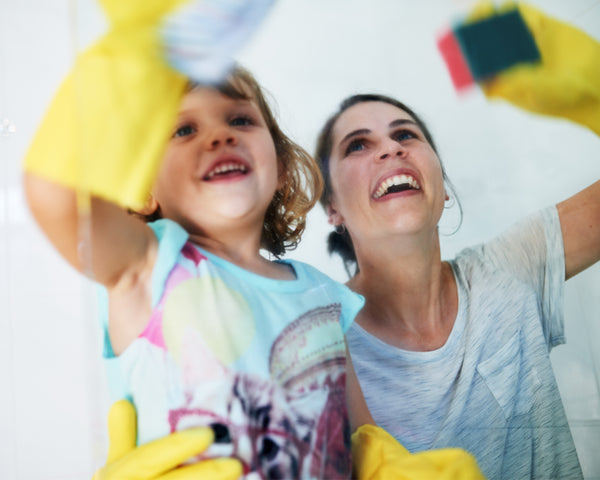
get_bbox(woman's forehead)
[333,101,414,140]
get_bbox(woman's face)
[327,101,446,244]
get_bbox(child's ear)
[326,201,344,228]
[135,193,159,216]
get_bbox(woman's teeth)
[373,174,420,199]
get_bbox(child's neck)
[189,232,296,281]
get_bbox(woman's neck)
[349,231,458,351]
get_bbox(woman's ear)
[136,193,159,216]
[326,202,344,227]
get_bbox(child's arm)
[24,174,157,289]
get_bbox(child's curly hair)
[228,67,323,256]
[135,66,323,257]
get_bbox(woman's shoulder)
[453,206,558,266]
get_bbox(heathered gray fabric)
[347,206,582,479]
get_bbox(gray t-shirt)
[347,206,582,479]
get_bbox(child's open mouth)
[203,161,249,181]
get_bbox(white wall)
[1,0,599,478]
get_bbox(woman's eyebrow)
[389,119,418,129]
[340,128,371,146]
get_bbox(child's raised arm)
[24,174,156,289]
[22,2,189,286]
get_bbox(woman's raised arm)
[557,180,600,280]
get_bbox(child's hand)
[93,399,242,480]
[477,2,600,135]
[162,0,276,84]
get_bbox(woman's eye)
[393,129,416,142]
[230,115,253,127]
[345,139,366,156]
[173,125,196,138]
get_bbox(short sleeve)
[289,260,365,334]
[475,206,566,348]
[338,286,365,334]
[148,218,189,307]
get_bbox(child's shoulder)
[280,258,354,292]
[147,218,189,243]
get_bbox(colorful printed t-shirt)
[100,219,364,479]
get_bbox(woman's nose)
[378,140,406,161]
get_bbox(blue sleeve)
[148,218,189,307]
[338,285,365,334]
[293,261,364,334]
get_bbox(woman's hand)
[471,2,600,135]
[93,399,242,480]
[352,425,485,480]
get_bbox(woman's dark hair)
[314,94,462,276]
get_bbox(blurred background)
[1,0,599,478]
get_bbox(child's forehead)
[180,85,258,111]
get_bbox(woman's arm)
[474,4,600,280]
[557,180,600,280]
[345,343,375,433]
[24,173,157,290]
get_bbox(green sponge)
[438,7,541,91]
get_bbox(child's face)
[153,86,282,237]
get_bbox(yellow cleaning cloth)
[24,0,190,210]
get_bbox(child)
[24,6,484,477]
[25,65,368,478]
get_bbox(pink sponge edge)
[437,28,475,91]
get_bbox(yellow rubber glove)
[24,0,189,210]
[93,400,242,480]
[352,425,486,480]
[474,2,600,135]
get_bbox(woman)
[314,92,599,479]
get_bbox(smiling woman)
[313,24,600,475]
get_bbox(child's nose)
[206,127,237,150]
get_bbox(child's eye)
[230,115,254,127]
[393,129,416,142]
[345,139,366,156]
[173,124,196,138]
